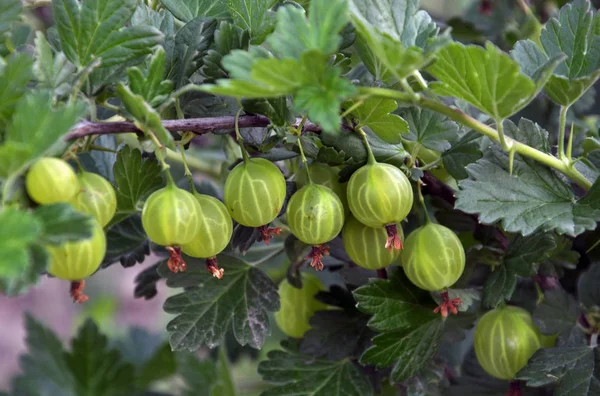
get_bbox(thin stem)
[417,180,431,224]
[496,118,511,152]
[88,145,119,153]
[147,130,175,186]
[558,105,570,160]
[178,145,196,192]
[357,87,592,190]
[164,148,221,179]
[297,136,312,184]
[340,100,365,119]
[358,127,377,165]
[418,157,442,171]
[566,122,575,161]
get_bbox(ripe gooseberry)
[474,306,542,380]
[142,184,202,273]
[401,222,465,317]
[46,219,107,303]
[286,183,345,271]
[294,163,349,215]
[347,161,413,252]
[274,273,327,338]
[342,215,403,270]
[26,158,78,204]
[223,157,286,243]
[71,172,117,227]
[181,193,233,279]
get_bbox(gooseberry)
[294,163,349,215]
[141,185,202,273]
[274,273,327,338]
[342,215,403,270]
[181,193,233,279]
[286,184,345,271]
[401,222,465,316]
[347,162,413,251]
[46,219,107,303]
[26,158,78,205]
[223,157,286,243]
[71,172,117,227]
[474,306,542,380]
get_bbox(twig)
[65,115,323,141]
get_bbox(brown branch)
[65,115,323,141]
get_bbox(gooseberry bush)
[3,0,600,394]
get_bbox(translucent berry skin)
[223,158,286,227]
[342,215,403,270]
[474,306,542,380]
[295,163,349,215]
[26,158,78,204]
[181,194,233,258]
[275,273,327,338]
[401,223,465,291]
[286,184,344,245]
[346,162,413,228]
[141,186,202,247]
[71,172,117,227]
[47,220,106,280]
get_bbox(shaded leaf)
[133,262,162,300]
[0,52,33,129]
[401,107,460,152]
[0,208,42,279]
[578,262,600,309]
[533,288,580,337]
[102,215,150,268]
[442,131,483,180]
[33,32,76,97]
[161,255,280,350]
[226,0,275,44]
[258,342,373,396]
[111,146,163,225]
[160,0,229,22]
[483,265,517,309]
[33,203,95,245]
[127,47,173,108]
[350,98,408,144]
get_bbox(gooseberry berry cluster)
[25,157,117,302]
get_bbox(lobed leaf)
[33,203,95,245]
[0,208,42,279]
[160,0,229,22]
[400,107,460,152]
[350,98,408,144]
[161,255,280,350]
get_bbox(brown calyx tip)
[307,244,330,271]
[385,224,403,252]
[70,280,89,304]
[433,290,462,318]
[258,225,282,245]
[166,246,186,273]
[206,257,224,279]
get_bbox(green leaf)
[160,0,229,22]
[517,347,600,395]
[294,64,357,133]
[578,263,600,310]
[102,215,150,268]
[6,90,87,159]
[400,107,460,151]
[350,0,447,82]
[533,288,580,337]
[482,265,517,309]
[200,21,250,82]
[0,52,33,129]
[353,271,444,382]
[167,16,217,88]
[353,275,437,332]
[33,204,95,245]
[210,348,237,396]
[258,342,373,396]
[360,319,445,382]
[441,131,483,180]
[115,83,175,150]
[0,0,22,41]
[33,32,76,97]
[52,0,163,68]
[12,315,77,395]
[349,98,408,144]
[127,47,173,108]
[242,97,294,127]
[65,319,135,395]
[0,208,42,279]
[266,0,349,59]
[428,42,563,120]
[0,142,33,179]
[226,0,275,44]
[513,0,600,106]
[132,4,176,57]
[111,146,163,225]
[135,342,177,390]
[177,352,217,396]
[504,233,557,277]
[456,119,600,237]
[0,244,48,296]
[161,255,280,350]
